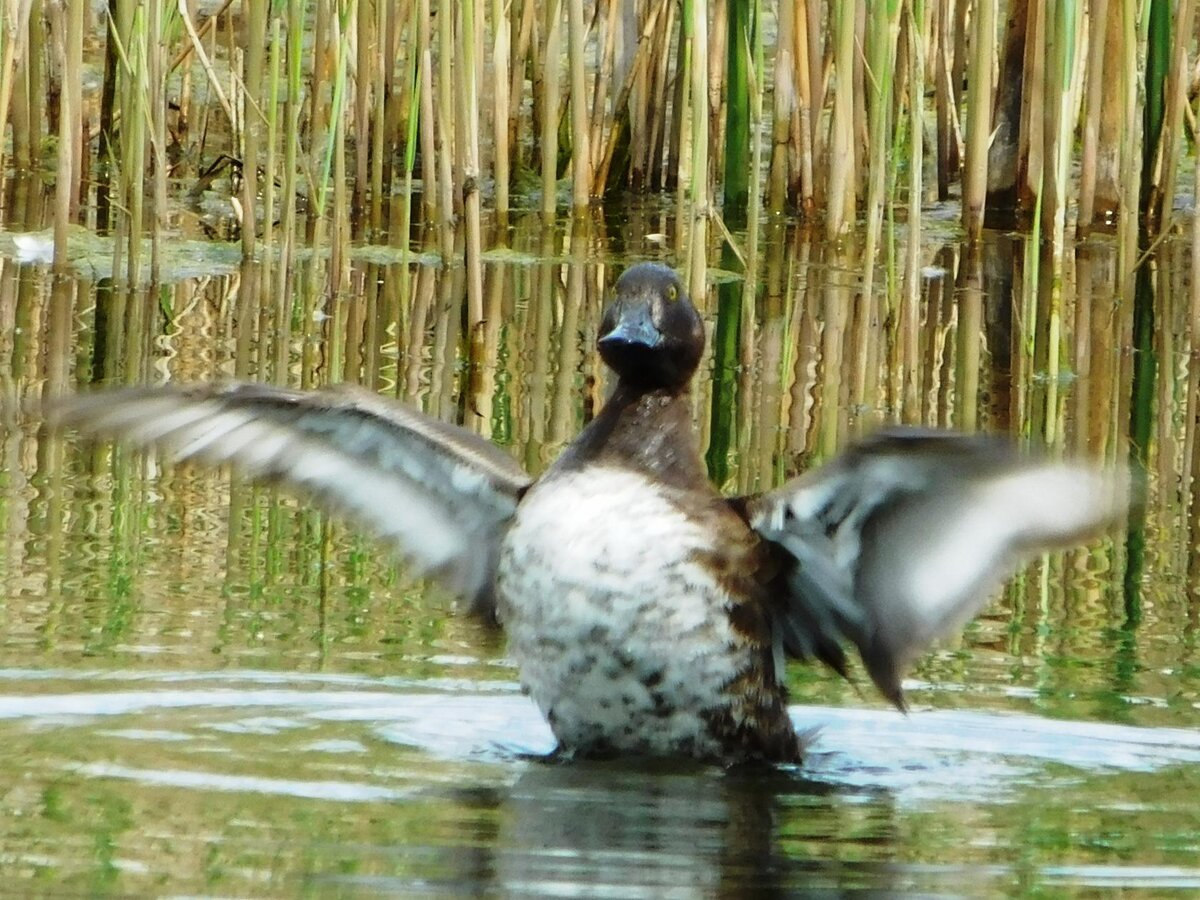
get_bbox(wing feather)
[739,429,1128,708]
[45,382,533,619]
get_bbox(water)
[2,213,1199,895]
[3,670,1199,894]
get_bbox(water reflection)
[2,208,1199,892]
[1,670,1199,894]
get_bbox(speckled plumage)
[498,465,798,763]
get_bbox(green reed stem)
[723,0,751,222]
[1141,0,1169,222]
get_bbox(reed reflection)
[0,210,1195,724]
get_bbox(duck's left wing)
[736,429,1128,708]
[45,382,533,619]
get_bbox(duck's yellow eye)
[666,284,678,302]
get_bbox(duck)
[45,262,1128,765]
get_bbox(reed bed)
[6,1,1196,281]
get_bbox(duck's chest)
[495,466,766,758]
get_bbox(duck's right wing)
[45,382,534,619]
[738,429,1129,708]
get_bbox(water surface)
[2,211,1198,894]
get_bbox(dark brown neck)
[553,382,709,488]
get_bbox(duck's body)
[499,389,797,762]
[499,465,787,760]
[44,263,1128,766]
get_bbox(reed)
[962,0,996,240]
[278,0,303,311]
[766,0,793,214]
[235,0,263,259]
[684,0,709,301]
[825,0,857,238]
[0,0,1196,291]
[898,0,924,418]
[115,1,147,288]
[0,0,32,177]
[492,0,511,215]
[14,0,44,171]
[541,0,563,216]
[262,19,281,265]
[1141,0,1170,227]
[566,0,590,208]
[723,0,752,221]
[460,0,484,325]
[1148,0,1196,232]
[51,0,83,273]
[1076,0,1109,234]
[860,0,901,324]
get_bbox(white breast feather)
[498,467,745,756]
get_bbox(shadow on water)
[1,201,1199,892]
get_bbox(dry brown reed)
[0,1,1191,283]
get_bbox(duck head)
[598,263,705,392]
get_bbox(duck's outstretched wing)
[736,429,1128,708]
[45,382,533,619]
